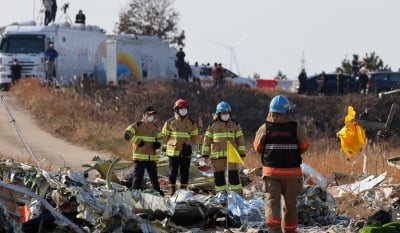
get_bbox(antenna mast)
[300,50,306,70]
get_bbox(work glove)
[153,142,161,150]
[124,131,132,141]
[138,140,145,147]
[181,143,192,157]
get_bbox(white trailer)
[0,21,108,89]
[0,21,179,90]
[106,34,178,85]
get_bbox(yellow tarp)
[336,106,366,158]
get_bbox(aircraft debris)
[327,172,387,198]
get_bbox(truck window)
[0,35,45,53]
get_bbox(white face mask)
[178,108,188,117]
[220,113,230,121]
[147,115,154,122]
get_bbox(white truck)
[0,21,107,90]
[0,21,179,90]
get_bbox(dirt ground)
[0,92,111,172]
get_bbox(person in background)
[202,101,246,195]
[211,63,218,87]
[75,9,86,24]
[253,95,309,233]
[297,69,307,94]
[10,59,22,84]
[124,106,164,196]
[191,61,201,86]
[162,99,198,195]
[336,68,345,95]
[50,0,57,23]
[44,42,58,85]
[358,68,369,95]
[317,71,326,96]
[43,0,52,26]
[175,48,186,80]
[352,54,360,79]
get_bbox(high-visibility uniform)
[125,119,163,194]
[253,112,309,233]
[162,113,198,194]
[202,119,246,194]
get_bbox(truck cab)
[0,30,47,90]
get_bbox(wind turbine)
[206,33,247,75]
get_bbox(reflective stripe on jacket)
[202,119,246,159]
[253,112,309,177]
[263,121,302,168]
[162,114,198,157]
[125,120,162,161]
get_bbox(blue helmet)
[215,101,232,114]
[269,95,290,114]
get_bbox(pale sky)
[2,0,400,80]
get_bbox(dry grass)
[9,78,400,181]
[303,138,400,182]
[4,78,400,220]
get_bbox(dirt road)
[0,92,111,171]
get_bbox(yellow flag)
[227,141,244,165]
[336,106,366,158]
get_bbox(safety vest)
[262,122,302,176]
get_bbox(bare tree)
[116,0,184,46]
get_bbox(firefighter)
[253,95,309,233]
[162,99,198,195]
[124,106,164,196]
[202,101,246,195]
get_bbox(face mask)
[178,108,188,117]
[147,115,154,122]
[220,113,230,121]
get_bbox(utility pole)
[33,0,35,20]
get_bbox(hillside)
[4,78,400,222]
[5,78,400,182]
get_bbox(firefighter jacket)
[162,113,199,157]
[202,119,246,159]
[253,112,309,177]
[125,119,162,162]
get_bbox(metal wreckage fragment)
[0,157,253,232]
[0,156,371,233]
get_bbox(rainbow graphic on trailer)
[117,52,141,82]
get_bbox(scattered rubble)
[1,157,400,233]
